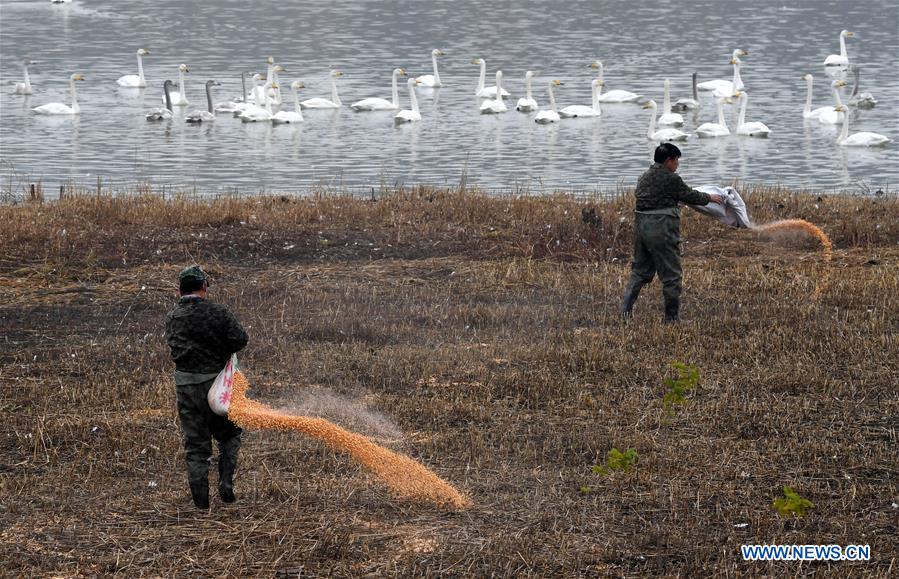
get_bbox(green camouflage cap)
[178,265,208,284]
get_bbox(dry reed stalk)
[228,371,471,509]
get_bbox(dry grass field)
[1,186,896,576]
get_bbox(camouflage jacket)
[634,163,711,212]
[164,296,249,374]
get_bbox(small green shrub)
[773,486,815,518]
[663,362,700,413]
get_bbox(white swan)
[146,80,175,121]
[214,71,250,113]
[695,97,731,138]
[272,81,306,124]
[734,91,770,137]
[265,56,283,105]
[817,79,846,125]
[591,61,641,103]
[848,65,877,109]
[658,78,684,126]
[671,72,700,112]
[351,68,407,111]
[14,59,36,94]
[824,30,854,67]
[834,105,891,147]
[301,70,343,109]
[185,80,218,123]
[395,77,421,124]
[560,79,602,118]
[480,71,508,114]
[416,49,444,88]
[163,64,190,106]
[116,48,150,88]
[712,56,746,99]
[516,71,538,112]
[32,73,84,115]
[697,49,747,92]
[472,58,511,97]
[643,100,688,141]
[534,80,563,124]
[239,81,277,122]
[802,73,832,120]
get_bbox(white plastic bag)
[690,186,752,228]
[208,354,237,416]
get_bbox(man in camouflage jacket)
[164,265,248,509]
[621,144,724,322]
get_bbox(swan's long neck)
[592,83,600,112]
[838,108,849,143]
[264,83,273,114]
[716,99,727,128]
[164,83,172,111]
[391,70,400,108]
[70,77,80,114]
[831,84,844,109]
[732,62,744,91]
[646,104,656,138]
[663,80,672,113]
[23,64,31,89]
[137,53,145,84]
[178,69,186,100]
[525,75,533,100]
[241,72,248,102]
[329,75,341,106]
[804,77,813,114]
[293,87,303,118]
[206,84,214,114]
[477,60,486,93]
[495,73,502,102]
[411,82,420,114]
[851,68,860,97]
[691,72,698,101]
[548,84,557,111]
[431,53,440,84]
[738,94,747,126]
[595,63,604,83]
[839,34,848,59]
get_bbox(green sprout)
[773,486,815,518]
[663,362,700,413]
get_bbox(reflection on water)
[0,0,896,195]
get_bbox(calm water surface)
[1,0,897,195]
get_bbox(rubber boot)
[189,477,210,509]
[218,453,237,503]
[663,296,680,324]
[620,283,643,318]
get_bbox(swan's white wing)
[737,122,770,137]
[146,108,173,121]
[165,91,189,106]
[186,110,215,123]
[597,90,641,103]
[301,98,339,109]
[843,132,891,147]
[824,55,848,66]
[477,86,511,98]
[32,103,75,115]
[415,75,439,87]
[651,129,689,141]
[658,112,684,126]
[117,75,144,87]
[695,123,729,137]
[394,109,421,123]
[271,111,303,124]
[696,79,731,91]
[534,110,560,124]
[516,98,538,112]
[559,105,599,118]
[350,98,394,111]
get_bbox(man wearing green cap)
[164,265,248,509]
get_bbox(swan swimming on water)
[239,80,278,122]
[395,78,422,123]
[712,56,746,99]
[272,81,306,124]
[516,71,538,112]
[848,65,877,109]
[472,58,511,98]
[351,68,407,111]
[695,97,731,138]
[14,59,37,95]
[559,79,602,118]
[416,49,444,88]
[816,79,846,125]
[214,71,251,113]
[591,61,641,103]
[643,100,688,141]
[802,73,833,120]
[658,79,684,126]
[834,105,891,147]
[301,70,343,109]
[534,80,563,124]
[734,91,770,137]
[146,80,174,121]
[671,72,700,112]
[479,71,508,114]
[117,48,150,88]
[185,80,219,123]
[697,49,747,92]
[824,30,854,67]
[163,64,190,106]
[32,73,84,115]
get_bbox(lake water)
[1,0,897,196]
